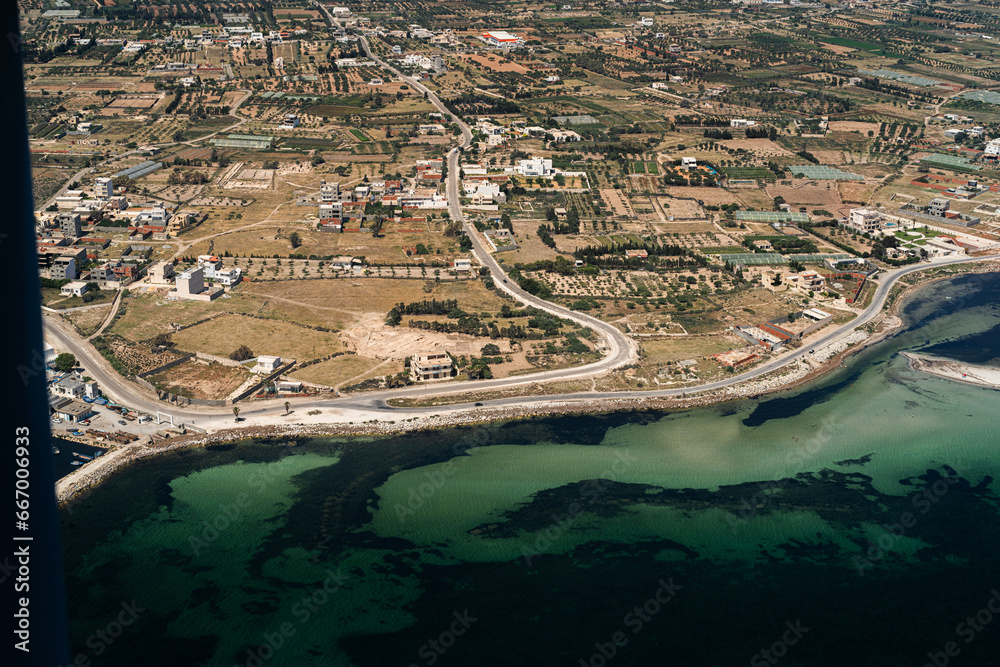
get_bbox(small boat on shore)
[72,452,93,461]
[70,461,84,466]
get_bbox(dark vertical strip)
[2,3,70,666]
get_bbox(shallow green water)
[60,272,1000,666]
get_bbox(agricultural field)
[171,313,342,362]
[290,354,385,389]
[147,360,249,400]
[24,0,1000,401]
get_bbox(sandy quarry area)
[340,314,509,359]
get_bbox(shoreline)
[901,352,1000,389]
[54,263,998,507]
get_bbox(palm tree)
[232,406,240,421]
[284,401,290,415]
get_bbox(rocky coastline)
[54,263,998,507]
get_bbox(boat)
[70,461,84,466]
[52,446,60,455]
[72,452,93,461]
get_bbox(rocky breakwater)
[53,402,618,505]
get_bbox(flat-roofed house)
[254,355,282,374]
[410,352,454,381]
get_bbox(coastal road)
[342,254,1000,411]
[45,254,999,430]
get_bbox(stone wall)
[137,352,195,378]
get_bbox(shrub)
[230,345,254,361]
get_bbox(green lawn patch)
[700,246,747,254]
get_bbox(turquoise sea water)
[59,273,1000,666]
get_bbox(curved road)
[329,3,639,380]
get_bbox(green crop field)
[349,129,372,142]
[820,36,886,52]
[308,104,364,117]
[284,138,342,149]
[721,166,777,180]
[700,246,747,254]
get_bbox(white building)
[730,118,756,128]
[279,114,299,130]
[925,237,965,257]
[254,355,282,373]
[52,375,86,399]
[197,255,223,277]
[212,267,242,286]
[548,129,582,143]
[985,138,1000,158]
[60,281,89,297]
[848,208,882,233]
[516,157,554,177]
[94,177,113,199]
[196,255,242,285]
[468,182,504,204]
[681,157,697,170]
[481,31,523,48]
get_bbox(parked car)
[118,420,127,426]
